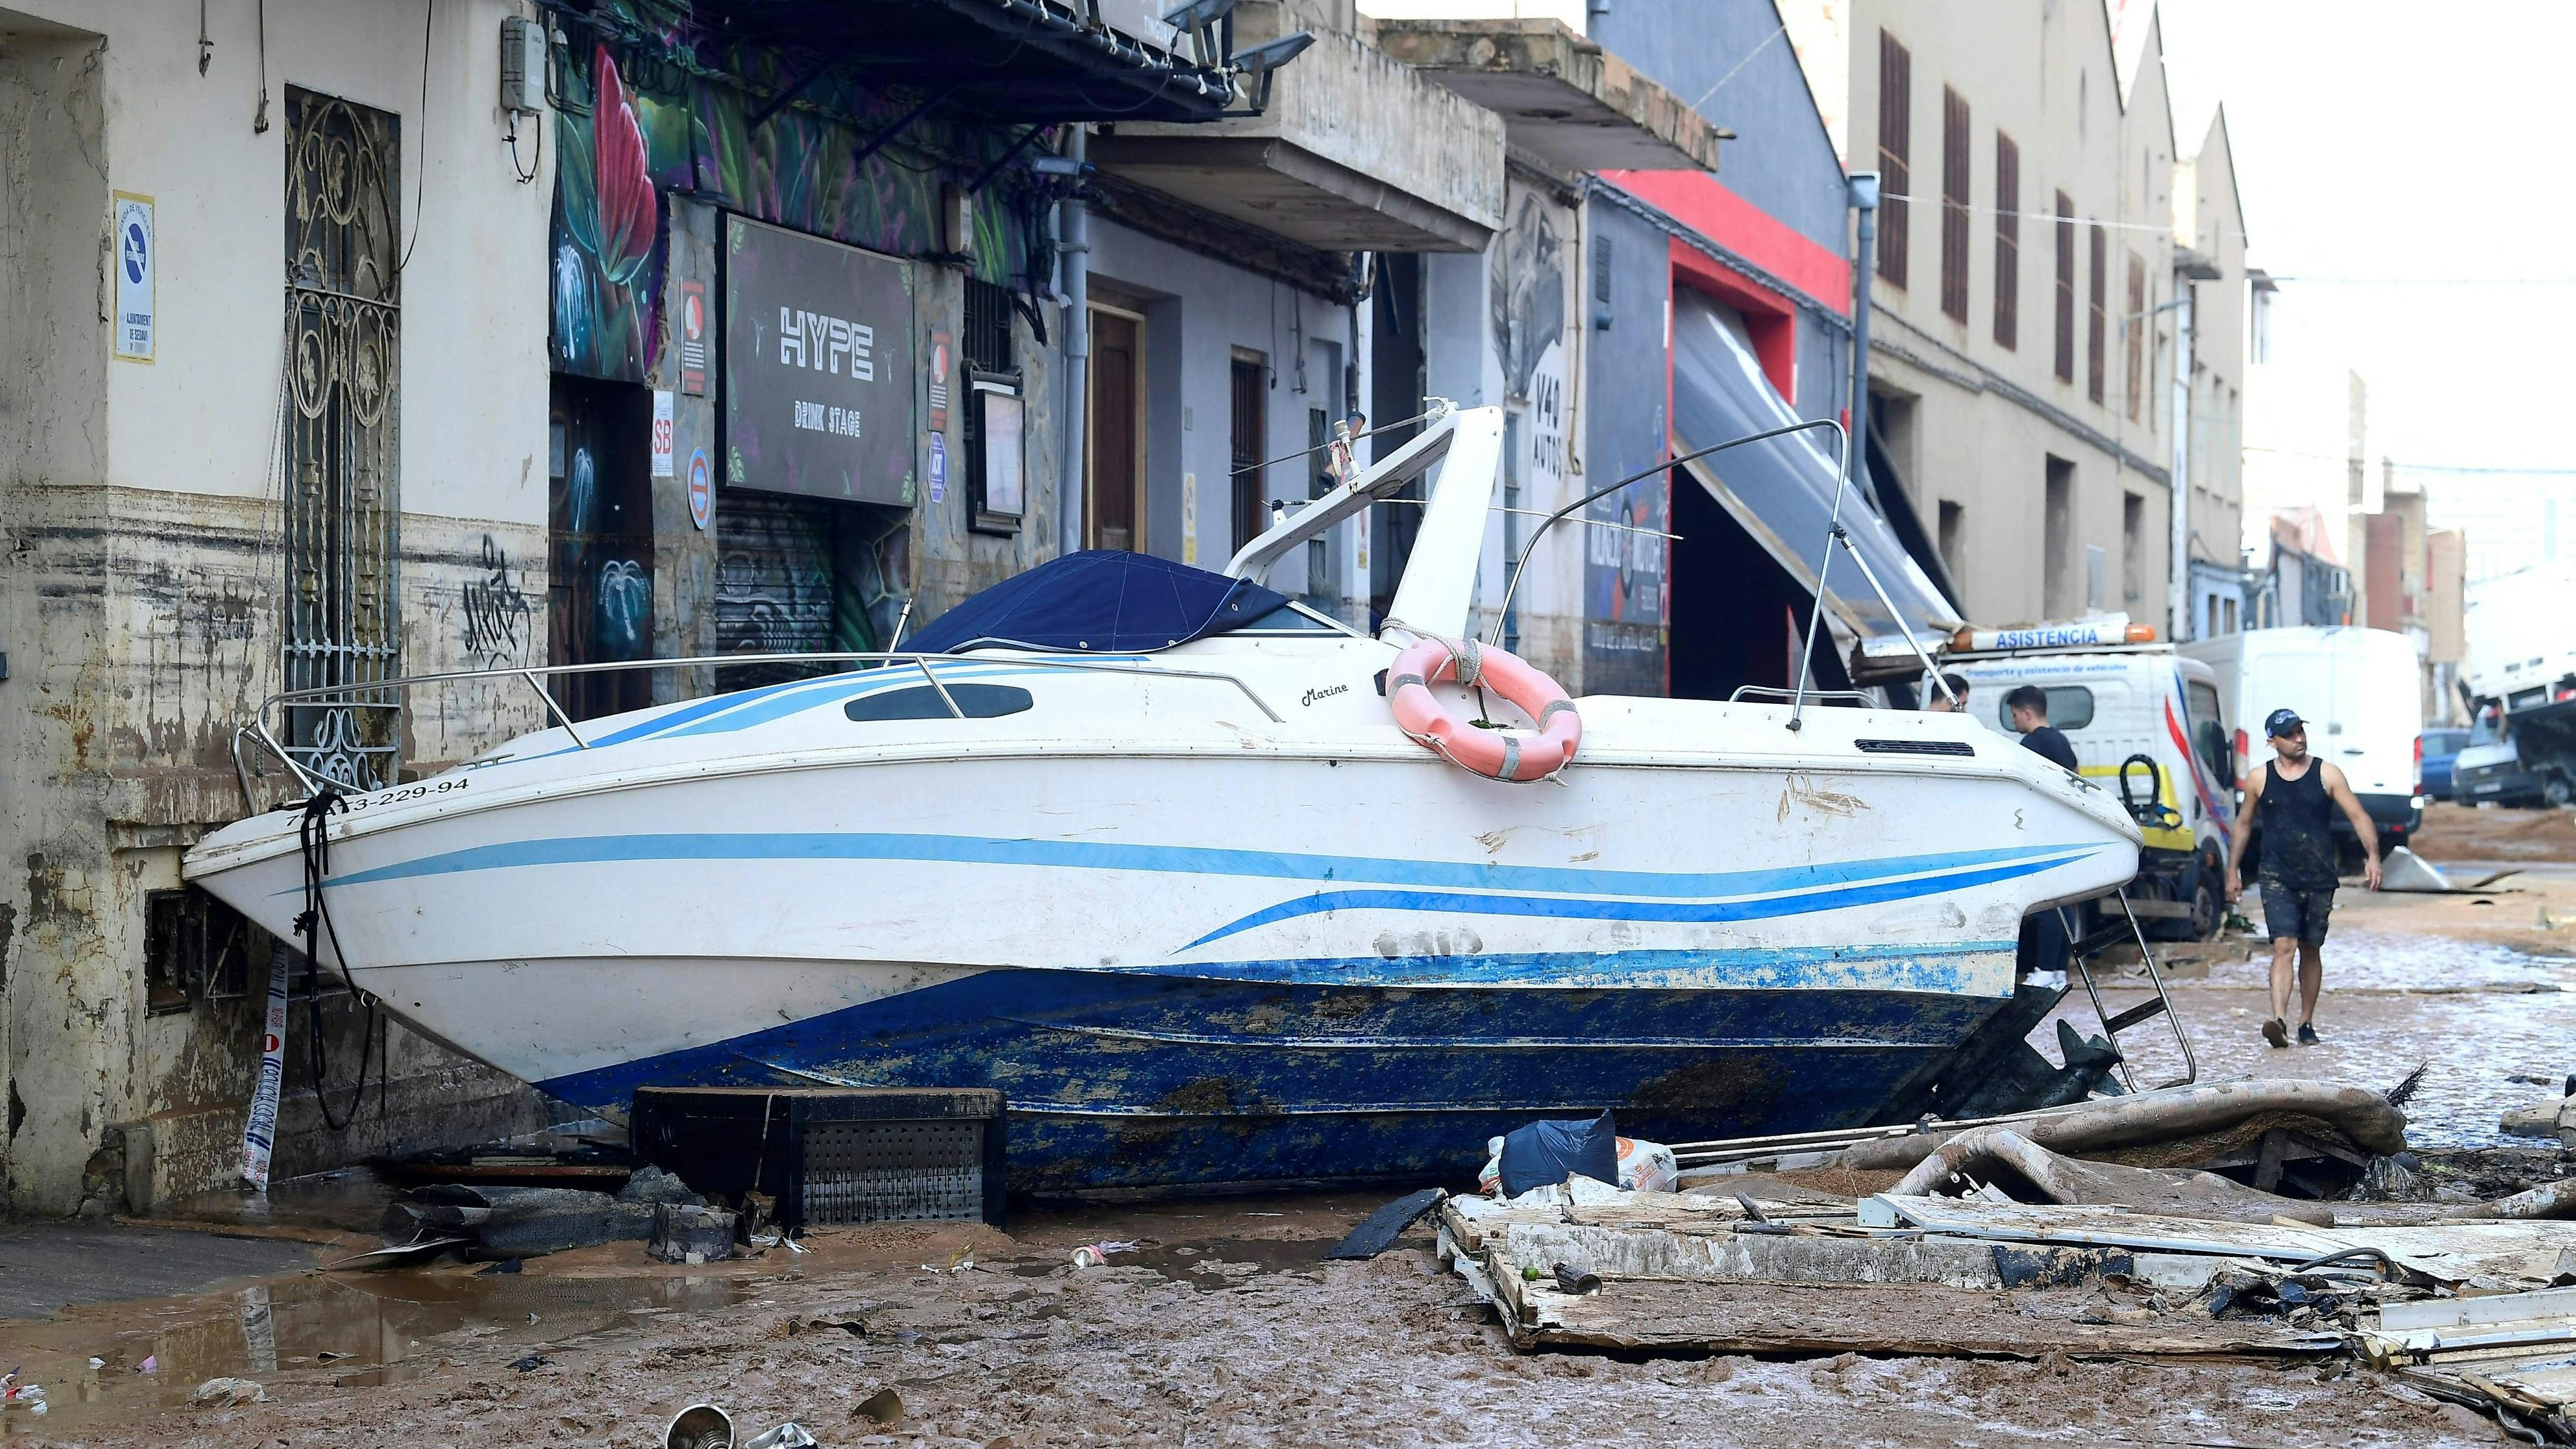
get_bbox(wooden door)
[1088,310,1141,551]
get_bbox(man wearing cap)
[2223,708,2382,1047]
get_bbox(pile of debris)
[343,1166,793,1269]
[1432,1079,2576,1443]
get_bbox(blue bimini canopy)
[904,550,1293,655]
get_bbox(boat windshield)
[1231,601,1365,638]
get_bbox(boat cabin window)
[1993,685,2094,732]
[1233,600,1363,637]
[844,683,1034,722]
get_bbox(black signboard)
[722,216,916,506]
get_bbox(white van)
[2179,626,2423,859]
[1951,645,2237,939]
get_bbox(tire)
[2188,870,2220,941]
[2547,775,2574,809]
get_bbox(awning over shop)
[1669,289,1964,665]
[689,0,1237,123]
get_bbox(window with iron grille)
[2125,253,2146,421]
[962,278,1014,376]
[1993,133,2019,350]
[1938,87,1969,323]
[1230,357,1267,551]
[283,88,402,790]
[1876,32,1909,290]
[2053,192,2075,382]
[2087,222,2107,405]
[963,278,1023,533]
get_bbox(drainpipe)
[2168,270,2195,642]
[1057,127,1090,559]
[1846,172,1880,507]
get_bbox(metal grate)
[1855,738,1976,756]
[282,88,403,788]
[800,1120,985,1225]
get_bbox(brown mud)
[4,857,2569,1444]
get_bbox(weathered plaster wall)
[1085,218,1357,598]
[0,0,560,1213]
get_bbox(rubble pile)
[1434,1082,2576,1442]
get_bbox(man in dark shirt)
[2224,708,2381,1048]
[2004,685,2079,772]
[2002,685,2079,978]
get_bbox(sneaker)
[2262,1017,2289,1048]
[2297,1022,2320,1046]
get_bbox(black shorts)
[2260,880,2336,945]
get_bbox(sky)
[2155,1,2576,480]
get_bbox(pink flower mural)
[592,44,659,287]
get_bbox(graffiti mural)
[550,17,1046,385]
[460,536,535,668]
[714,491,912,689]
[1492,191,1567,405]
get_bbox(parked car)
[2456,701,2576,808]
[2181,626,2425,864]
[2420,726,2470,800]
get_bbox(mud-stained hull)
[533,965,2008,1192]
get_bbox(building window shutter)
[1993,134,2019,350]
[1939,87,1969,323]
[2125,254,2146,421]
[1877,32,1910,289]
[2087,222,2107,405]
[2053,192,2075,383]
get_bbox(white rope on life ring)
[1385,636,1582,782]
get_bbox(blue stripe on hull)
[540,965,2007,1192]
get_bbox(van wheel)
[2548,775,2574,809]
[2188,872,2220,941]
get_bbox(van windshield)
[2470,713,2506,746]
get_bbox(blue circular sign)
[122,221,147,283]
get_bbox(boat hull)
[528,964,2006,1192]
[188,681,2137,1190]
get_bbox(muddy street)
[5,811,2570,1448]
[0,1198,2519,1448]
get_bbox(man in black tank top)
[2222,708,2382,1048]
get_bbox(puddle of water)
[2197,927,2576,994]
[1000,1236,1336,1289]
[1119,1237,1332,1289]
[0,1264,757,1432]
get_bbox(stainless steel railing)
[229,650,1287,810]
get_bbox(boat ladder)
[2054,889,2198,1093]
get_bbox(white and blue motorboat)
[184,403,2142,1193]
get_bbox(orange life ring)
[1387,637,1582,782]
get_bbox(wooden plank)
[1488,1220,2004,1291]
[1512,1277,2341,1358]
[2253,1128,2289,1193]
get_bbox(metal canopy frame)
[680,0,1242,124]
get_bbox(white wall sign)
[113,193,155,363]
[1527,339,1568,492]
[651,390,675,476]
[1182,471,1199,564]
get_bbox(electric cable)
[294,789,380,1133]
